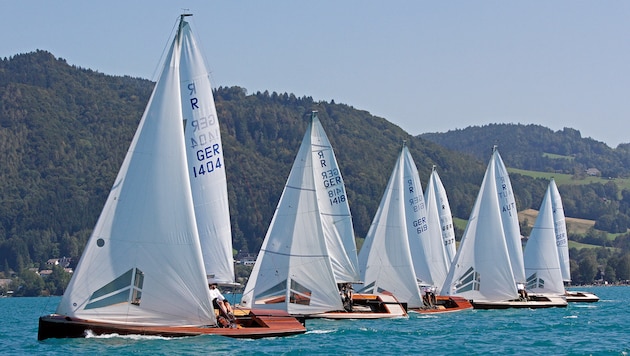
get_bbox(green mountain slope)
[0,51,485,270]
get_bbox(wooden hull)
[565,291,600,303]
[38,309,306,340]
[411,296,473,314]
[308,294,407,319]
[471,294,568,309]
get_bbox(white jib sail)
[241,114,343,315]
[523,183,565,295]
[492,148,526,284]
[180,21,234,285]
[549,179,571,282]
[425,167,456,264]
[441,151,518,302]
[358,145,424,308]
[56,17,215,326]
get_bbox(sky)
[2,1,629,147]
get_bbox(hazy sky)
[2,1,629,147]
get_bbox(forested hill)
[420,124,630,178]
[0,50,484,271]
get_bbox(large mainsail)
[425,166,456,264]
[404,150,449,288]
[56,16,215,326]
[179,20,234,285]
[523,183,565,295]
[358,144,424,308]
[241,113,344,315]
[310,113,361,284]
[492,148,526,284]
[549,179,571,282]
[441,150,518,302]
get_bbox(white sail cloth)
[523,183,565,295]
[241,113,355,315]
[56,19,216,326]
[441,149,518,302]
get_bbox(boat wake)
[306,329,336,335]
[84,330,174,340]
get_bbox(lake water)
[1,286,628,355]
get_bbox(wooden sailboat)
[523,182,567,298]
[240,112,407,319]
[357,143,471,313]
[441,147,566,309]
[549,179,599,303]
[38,14,305,340]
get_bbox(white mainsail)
[241,112,344,315]
[180,20,234,285]
[441,150,518,302]
[492,147,526,284]
[403,150,449,289]
[425,166,456,264]
[358,144,424,308]
[311,114,361,284]
[56,16,215,326]
[549,179,571,282]
[523,183,565,295]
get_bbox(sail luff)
[56,17,215,326]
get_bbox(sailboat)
[441,147,566,309]
[523,182,566,297]
[548,179,599,302]
[240,112,407,319]
[38,14,306,340]
[425,166,456,264]
[357,144,471,313]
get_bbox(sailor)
[517,282,528,301]
[339,283,354,311]
[209,283,235,326]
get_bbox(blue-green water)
[1,286,628,355]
